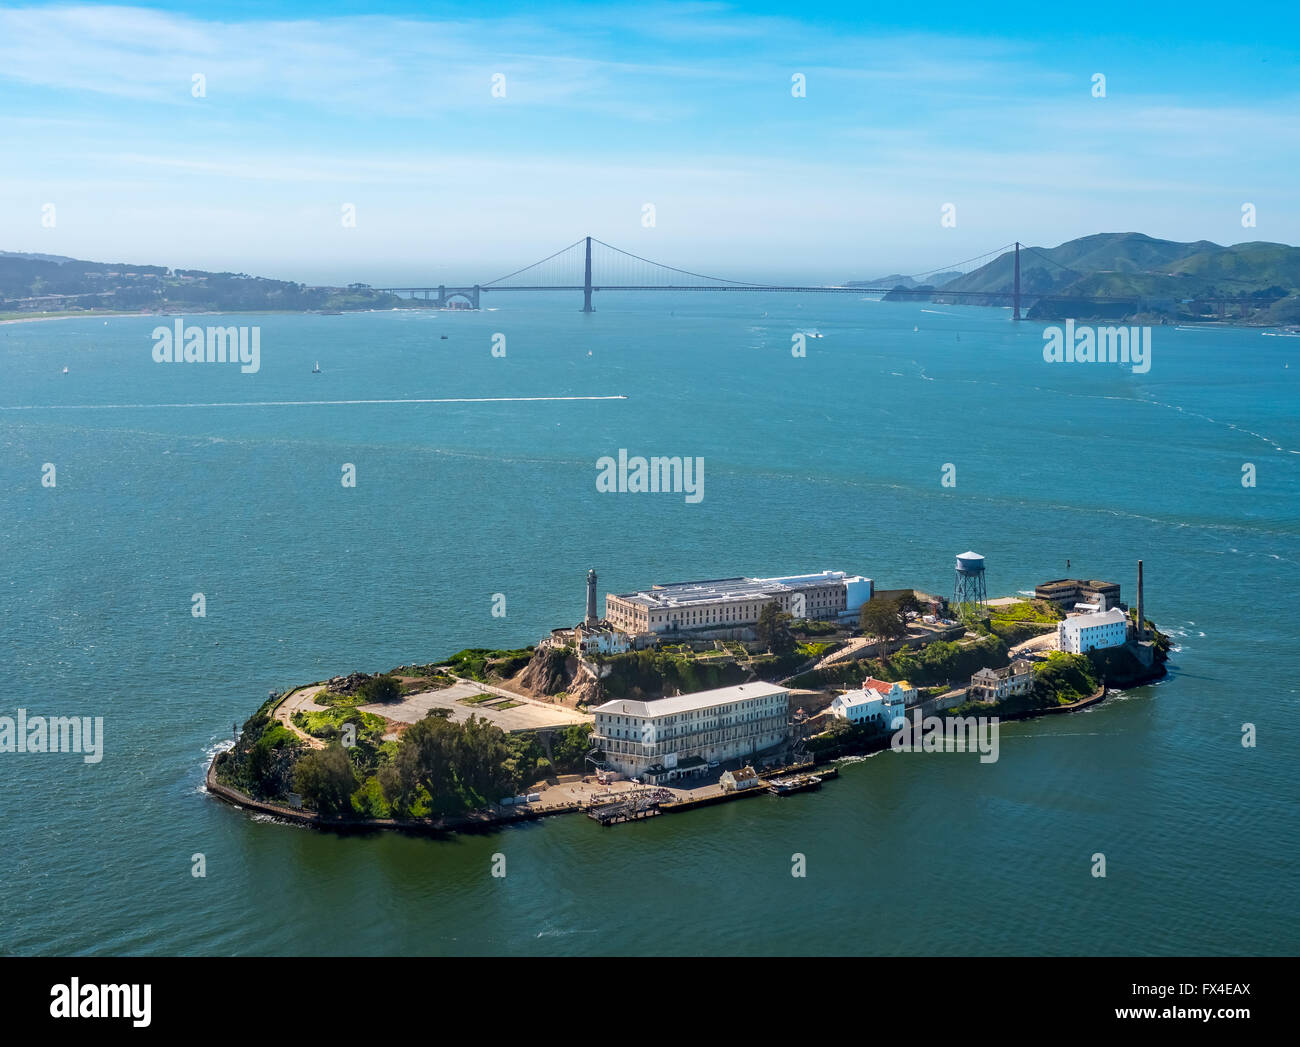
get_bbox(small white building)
[720,765,760,792]
[547,623,632,656]
[1058,607,1128,654]
[829,677,913,728]
[576,626,631,656]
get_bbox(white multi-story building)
[969,659,1035,702]
[604,570,873,635]
[1058,607,1128,654]
[829,677,914,728]
[591,681,790,783]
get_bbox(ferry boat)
[766,773,822,796]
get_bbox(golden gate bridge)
[376,236,1283,317]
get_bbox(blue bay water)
[1,295,1297,955]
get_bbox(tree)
[292,744,357,817]
[859,597,909,640]
[895,591,923,619]
[391,713,460,808]
[551,723,594,772]
[756,602,796,654]
[458,714,514,801]
[359,674,401,703]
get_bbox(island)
[208,560,1169,831]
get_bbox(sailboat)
[311,361,321,374]
[62,366,69,374]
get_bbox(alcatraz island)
[209,554,1168,831]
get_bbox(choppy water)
[1,296,1296,954]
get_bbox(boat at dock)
[766,773,823,796]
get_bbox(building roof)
[836,682,909,707]
[1061,606,1127,629]
[1039,578,1120,592]
[612,571,850,610]
[861,677,912,694]
[594,680,788,718]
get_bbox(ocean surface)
[1,295,1297,956]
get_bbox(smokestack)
[1136,560,1144,642]
[586,568,598,626]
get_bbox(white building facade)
[829,678,913,728]
[604,570,873,636]
[1058,607,1128,654]
[591,682,790,782]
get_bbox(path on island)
[1010,631,1059,658]
[273,684,328,749]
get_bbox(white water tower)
[953,551,988,620]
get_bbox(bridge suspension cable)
[1020,244,1086,279]
[587,237,769,287]
[481,237,587,287]
[902,243,1015,283]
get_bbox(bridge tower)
[582,235,594,312]
[1013,242,1021,321]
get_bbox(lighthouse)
[586,568,599,627]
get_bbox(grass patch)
[291,706,388,745]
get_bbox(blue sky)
[2,1,1298,284]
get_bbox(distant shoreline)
[4,305,1295,331]
[0,308,409,325]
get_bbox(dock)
[586,787,672,826]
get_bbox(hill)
[846,270,962,289]
[931,232,1300,323]
[0,251,417,316]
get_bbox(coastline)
[207,673,1137,835]
[0,306,440,325]
[3,304,1297,330]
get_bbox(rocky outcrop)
[515,646,578,698]
[325,671,372,695]
[566,662,602,707]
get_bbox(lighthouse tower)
[585,568,599,626]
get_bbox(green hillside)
[0,251,417,316]
[926,232,1300,323]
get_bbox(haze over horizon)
[2,0,1298,286]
